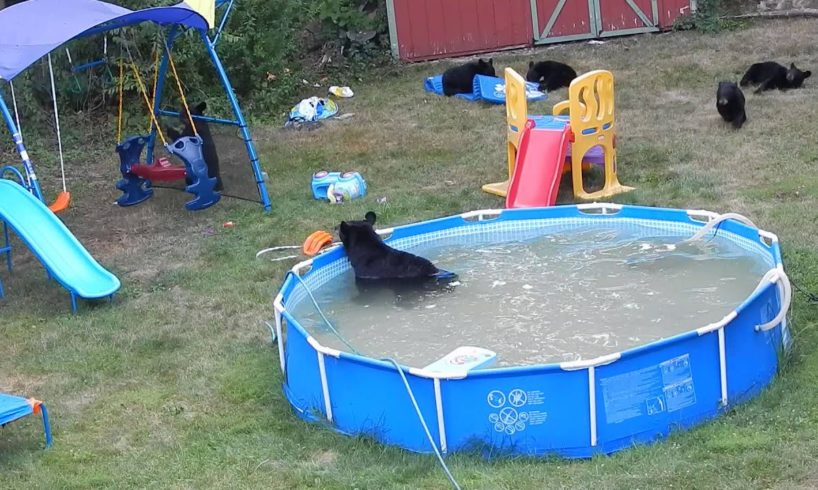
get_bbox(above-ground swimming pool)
[274,204,791,458]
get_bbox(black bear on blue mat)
[339,212,455,284]
[716,81,746,129]
[526,60,577,92]
[167,101,223,191]
[740,62,811,93]
[442,58,495,96]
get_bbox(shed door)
[531,0,598,45]
[595,0,660,37]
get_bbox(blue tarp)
[424,74,547,104]
[0,0,209,81]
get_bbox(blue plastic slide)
[0,179,120,312]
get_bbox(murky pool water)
[291,225,770,367]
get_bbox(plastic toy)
[302,230,334,256]
[483,68,632,203]
[505,118,571,208]
[0,393,51,448]
[0,179,120,313]
[311,171,367,202]
[553,70,633,200]
[424,74,545,104]
[0,0,272,212]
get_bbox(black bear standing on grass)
[442,58,495,96]
[167,101,223,191]
[339,212,451,283]
[740,62,811,93]
[526,61,577,92]
[716,81,747,129]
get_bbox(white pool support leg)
[718,327,728,407]
[274,294,286,374]
[317,351,333,422]
[434,378,447,454]
[588,366,598,447]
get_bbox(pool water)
[292,225,770,367]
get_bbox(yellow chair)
[482,67,528,198]
[552,70,633,200]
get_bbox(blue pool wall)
[275,204,788,458]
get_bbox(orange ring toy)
[303,230,334,257]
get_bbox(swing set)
[0,0,270,212]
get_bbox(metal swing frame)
[0,0,271,211]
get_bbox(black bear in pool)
[442,58,495,96]
[740,61,811,93]
[339,212,457,301]
[166,101,223,191]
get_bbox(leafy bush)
[673,0,743,33]
[5,0,389,127]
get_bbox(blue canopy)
[0,0,210,81]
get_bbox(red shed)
[386,0,692,61]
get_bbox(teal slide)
[0,179,120,312]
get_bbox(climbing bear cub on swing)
[167,101,223,191]
[339,212,453,283]
[442,58,495,96]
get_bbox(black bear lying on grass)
[525,60,577,92]
[339,212,455,285]
[442,58,495,96]
[166,101,223,191]
[740,61,811,93]
[716,81,747,129]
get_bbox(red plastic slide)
[505,119,572,209]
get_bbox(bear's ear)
[488,58,493,66]
[529,61,534,69]
[339,221,349,235]
[364,211,377,225]
[790,63,797,69]
[804,70,812,79]
[194,101,207,115]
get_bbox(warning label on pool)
[600,354,697,424]
[486,388,548,435]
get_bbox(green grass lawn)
[3,19,818,489]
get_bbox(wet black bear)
[166,101,223,191]
[339,212,455,286]
[442,58,495,96]
[526,61,577,92]
[716,81,746,129]
[740,62,811,93]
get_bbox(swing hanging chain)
[148,47,161,134]
[47,53,68,193]
[124,43,168,147]
[164,40,198,138]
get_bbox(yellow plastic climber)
[482,67,528,197]
[552,70,633,200]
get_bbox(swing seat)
[130,157,186,182]
[48,191,70,214]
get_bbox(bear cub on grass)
[339,212,453,284]
[167,101,223,191]
[442,58,495,96]
[740,62,811,93]
[716,81,746,129]
[526,61,577,92]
